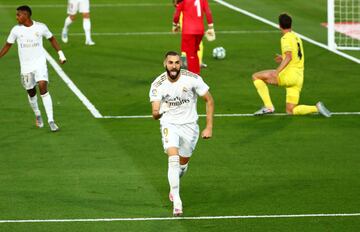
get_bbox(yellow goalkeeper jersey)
[281,31,304,70]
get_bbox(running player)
[0,5,66,131]
[252,13,331,117]
[149,51,214,216]
[61,0,95,45]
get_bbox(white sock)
[83,18,92,41]
[179,163,189,178]
[168,156,181,203]
[27,95,41,116]
[41,92,54,123]
[63,16,73,32]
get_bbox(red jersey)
[173,0,213,35]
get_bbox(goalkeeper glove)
[172,22,180,33]
[205,24,216,42]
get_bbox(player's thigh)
[253,69,278,85]
[181,34,196,54]
[178,123,200,158]
[161,123,180,155]
[35,66,49,94]
[194,34,203,52]
[20,72,36,90]
[79,0,90,13]
[67,0,79,15]
[280,69,303,105]
[278,69,302,87]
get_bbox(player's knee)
[83,13,90,18]
[286,105,295,115]
[69,15,76,21]
[252,73,260,81]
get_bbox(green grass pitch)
[0,0,359,231]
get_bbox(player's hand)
[58,50,66,64]
[172,23,180,33]
[274,54,282,63]
[205,24,216,41]
[201,127,212,139]
[159,101,170,115]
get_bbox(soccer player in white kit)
[0,5,66,132]
[61,0,95,45]
[149,51,214,216]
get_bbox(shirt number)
[194,0,201,17]
[297,42,303,60]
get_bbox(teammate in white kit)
[0,5,66,132]
[61,0,95,45]
[149,51,214,216]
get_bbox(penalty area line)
[45,50,103,118]
[102,112,360,119]
[1,212,360,223]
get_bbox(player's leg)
[21,72,43,128]
[287,87,317,115]
[80,0,95,45]
[38,81,58,132]
[252,69,278,114]
[161,125,182,216]
[36,67,59,132]
[186,35,202,74]
[179,156,189,177]
[62,0,78,43]
[198,41,207,68]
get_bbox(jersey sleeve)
[149,85,162,102]
[203,0,213,25]
[193,76,209,97]
[41,24,53,39]
[173,2,184,24]
[281,35,292,53]
[6,27,17,44]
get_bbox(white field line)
[55,30,278,37]
[1,212,359,223]
[213,0,360,64]
[0,3,173,8]
[102,112,360,119]
[44,50,102,118]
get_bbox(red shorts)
[181,34,203,54]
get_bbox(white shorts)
[20,66,49,90]
[160,122,199,157]
[67,0,90,15]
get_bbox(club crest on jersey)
[182,87,188,93]
[35,32,40,38]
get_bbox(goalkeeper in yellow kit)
[252,13,331,117]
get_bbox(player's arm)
[201,91,214,139]
[48,36,66,64]
[152,101,162,120]
[275,51,291,76]
[172,1,183,32]
[0,42,12,59]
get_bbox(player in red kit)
[172,0,215,74]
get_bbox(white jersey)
[149,70,209,125]
[7,21,53,74]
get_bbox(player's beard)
[166,67,181,80]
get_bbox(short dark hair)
[164,51,180,58]
[17,5,32,16]
[279,13,292,29]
